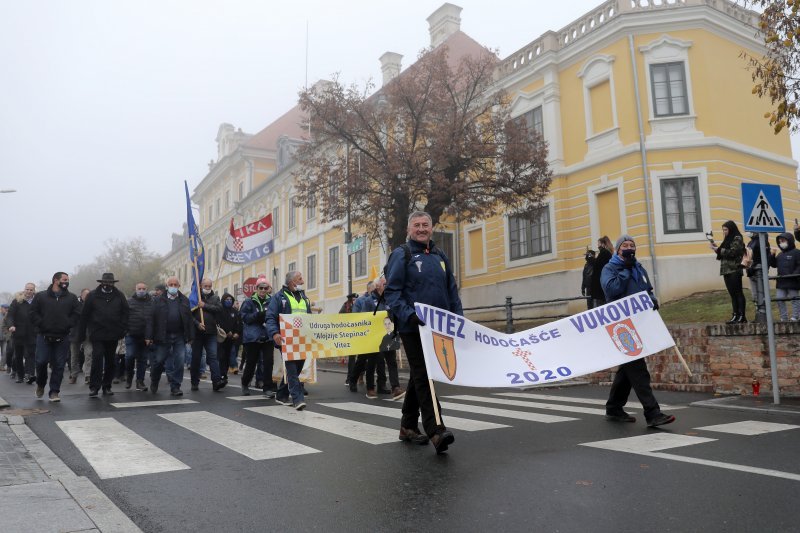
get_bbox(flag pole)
[428,377,443,427]
[673,345,692,377]
[192,254,205,327]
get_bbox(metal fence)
[463,295,586,333]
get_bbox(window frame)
[353,247,367,279]
[503,199,557,267]
[288,196,297,229]
[328,246,340,285]
[306,254,317,290]
[649,61,689,118]
[660,176,702,234]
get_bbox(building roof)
[243,103,308,152]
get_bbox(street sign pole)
[758,232,780,404]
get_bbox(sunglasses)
[257,286,269,290]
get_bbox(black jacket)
[745,237,771,278]
[79,286,130,342]
[216,294,243,339]
[769,232,800,290]
[6,298,36,342]
[29,287,80,338]
[581,259,594,297]
[127,293,153,338]
[590,248,612,301]
[147,292,194,344]
[192,290,222,335]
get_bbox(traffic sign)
[741,183,784,232]
[347,235,365,255]
[242,277,258,297]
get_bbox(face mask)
[101,284,113,292]
[202,289,212,295]
[779,242,788,250]
[167,286,178,296]
[621,249,635,259]
[136,290,147,298]
[223,300,233,308]
[59,282,69,290]
[294,284,303,290]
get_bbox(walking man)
[190,278,225,392]
[7,283,37,384]
[384,211,462,453]
[125,282,153,391]
[80,273,129,397]
[146,277,193,396]
[29,272,80,402]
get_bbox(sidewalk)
[690,394,800,416]
[0,395,141,533]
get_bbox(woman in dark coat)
[589,236,613,308]
[710,220,746,323]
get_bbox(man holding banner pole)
[384,211,461,453]
[600,234,675,428]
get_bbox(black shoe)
[212,381,225,391]
[26,376,36,384]
[349,385,357,392]
[431,430,455,454]
[102,387,114,396]
[150,381,159,394]
[737,315,748,324]
[242,385,250,396]
[398,427,429,445]
[89,388,99,397]
[647,413,676,428]
[263,390,276,399]
[275,396,292,406]
[605,412,636,423]
[725,314,739,324]
[171,388,183,397]
[125,379,133,389]
[15,377,23,383]
[136,380,148,392]
[255,380,263,389]
[191,384,199,391]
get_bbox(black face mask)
[59,282,69,290]
[101,284,113,292]
[621,249,635,259]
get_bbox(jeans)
[191,334,220,385]
[13,341,36,380]
[776,288,800,321]
[218,338,236,378]
[151,334,186,390]
[749,271,766,318]
[90,340,118,391]
[606,358,662,422]
[125,336,149,383]
[276,352,305,405]
[399,332,446,438]
[35,334,70,394]
[242,342,275,391]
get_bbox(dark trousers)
[349,353,386,389]
[13,341,35,379]
[125,336,149,383]
[723,272,746,317]
[399,332,445,438]
[605,358,661,421]
[35,335,70,394]
[218,338,236,378]
[381,350,400,389]
[242,342,275,391]
[90,340,118,391]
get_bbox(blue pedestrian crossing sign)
[741,183,784,232]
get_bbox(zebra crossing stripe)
[319,402,510,431]
[440,402,577,423]
[226,395,275,401]
[159,411,320,460]
[246,406,399,444]
[444,394,605,415]
[494,392,678,410]
[56,418,190,479]
[693,421,800,435]
[111,399,198,409]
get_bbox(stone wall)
[584,322,800,397]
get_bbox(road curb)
[9,420,142,532]
[690,396,800,416]
[0,394,9,408]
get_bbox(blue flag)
[185,181,205,309]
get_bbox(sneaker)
[391,387,406,401]
[263,390,276,399]
[605,412,636,423]
[26,376,36,384]
[171,388,183,397]
[399,427,429,445]
[275,396,292,406]
[135,380,148,392]
[647,413,676,428]
[89,388,99,397]
[35,386,44,398]
[294,402,307,411]
[366,389,378,400]
[68,375,77,384]
[229,367,237,375]
[431,430,455,454]
[48,391,60,403]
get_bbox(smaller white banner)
[416,291,674,388]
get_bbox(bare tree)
[70,238,164,296]
[295,44,552,249]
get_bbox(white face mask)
[202,289,212,295]
[779,242,789,250]
[294,284,303,290]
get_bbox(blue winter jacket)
[266,286,312,340]
[383,239,463,334]
[240,294,271,343]
[600,254,655,303]
[353,290,387,314]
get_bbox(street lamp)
[345,142,353,296]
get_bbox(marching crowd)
[1,210,703,453]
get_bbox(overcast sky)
[0,0,794,294]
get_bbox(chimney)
[427,3,462,48]
[379,52,403,85]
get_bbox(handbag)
[216,325,227,343]
[741,247,753,269]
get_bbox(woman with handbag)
[709,220,747,323]
[216,293,242,383]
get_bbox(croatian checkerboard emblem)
[292,317,303,329]
[606,319,643,357]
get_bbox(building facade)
[164,0,798,322]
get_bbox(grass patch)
[659,289,782,325]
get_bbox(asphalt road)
[2,369,798,533]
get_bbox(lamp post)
[345,143,353,296]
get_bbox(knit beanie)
[615,234,635,252]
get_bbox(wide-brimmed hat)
[97,273,120,283]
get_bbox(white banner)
[416,291,674,387]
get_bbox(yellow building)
[164,0,798,320]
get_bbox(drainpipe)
[629,34,660,298]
